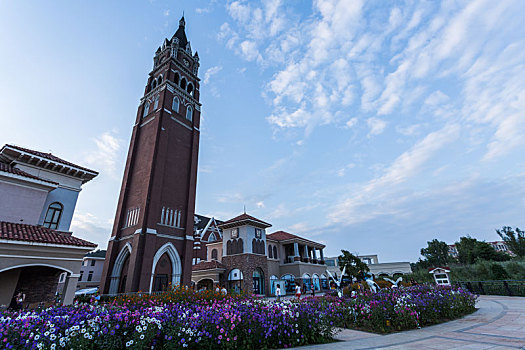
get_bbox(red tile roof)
[0,221,97,248]
[3,144,98,174]
[266,230,324,247]
[0,162,58,185]
[192,260,225,271]
[218,213,271,229]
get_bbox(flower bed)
[0,286,476,349]
[312,285,477,333]
[0,291,335,350]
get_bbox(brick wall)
[15,266,61,307]
[222,254,269,296]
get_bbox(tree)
[420,239,451,267]
[496,226,525,258]
[337,250,369,279]
[455,236,510,264]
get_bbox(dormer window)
[231,228,238,238]
[43,202,63,229]
[186,106,193,122]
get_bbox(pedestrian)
[221,285,227,296]
[295,284,302,300]
[310,283,315,297]
[275,284,281,302]
[16,290,25,310]
[215,284,220,293]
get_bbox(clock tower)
[100,16,201,294]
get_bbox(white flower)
[140,334,145,340]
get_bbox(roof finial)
[243,205,246,214]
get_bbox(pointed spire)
[179,14,185,28]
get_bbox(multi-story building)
[57,250,106,294]
[448,241,514,258]
[191,213,328,295]
[0,144,97,307]
[325,254,411,280]
[100,16,201,295]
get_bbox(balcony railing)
[283,256,325,265]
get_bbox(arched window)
[158,75,163,84]
[154,94,159,109]
[211,249,218,260]
[43,202,63,229]
[143,102,150,117]
[174,72,180,85]
[268,245,273,258]
[237,239,244,254]
[187,83,193,96]
[180,78,187,89]
[226,240,232,255]
[152,80,157,89]
[273,245,277,259]
[252,239,256,254]
[172,96,179,113]
[186,106,193,121]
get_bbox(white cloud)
[366,118,387,137]
[203,65,222,85]
[345,117,357,128]
[256,201,265,208]
[330,123,460,224]
[84,132,123,177]
[163,9,170,17]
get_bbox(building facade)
[100,16,201,295]
[448,241,514,258]
[191,213,328,296]
[0,145,98,307]
[325,254,412,279]
[57,250,106,294]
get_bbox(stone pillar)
[62,274,79,305]
[320,249,324,261]
[303,245,308,258]
[293,243,299,256]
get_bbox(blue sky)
[1,0,524,262]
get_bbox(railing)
[282,256,325,265]
[456,280,525,297]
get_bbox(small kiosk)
[429,267,451,286]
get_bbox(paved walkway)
[299,295,525,349]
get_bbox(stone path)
[298,295,525,349]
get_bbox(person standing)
[16,290,25,310]
[310,283,315,297]
[275,284,281,302]
[221,285,227,296]
[295,284,302,300]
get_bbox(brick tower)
[100,16,201,294]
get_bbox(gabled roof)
[0,221,97,248]
[192,260,225,271]
[218,213,271,229]
[266,230,324,248]
[0,162,58,186]
[0,144,98,184]
[428,267,451,273]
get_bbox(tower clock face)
[183,58,190,67]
